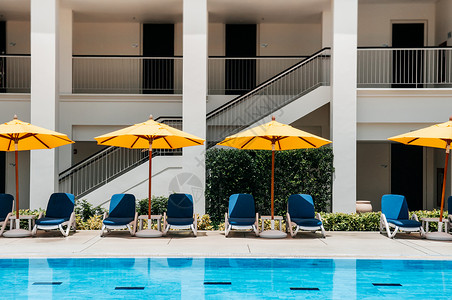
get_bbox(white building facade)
[0,0,451,213]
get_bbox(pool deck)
[1,230,452,260]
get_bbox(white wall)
[357,90,452,142]
[290,103,330,139]
[208,23,321,56]
[73,22,141,55]
[435,0,452,46]
[6,21,30,54]
[358,2,436,46]
[259,23,321,56]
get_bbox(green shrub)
[197,214,213,230]
[205,148,334,223]
[320,212,381,231]
[75,199,106,222]
[137,196,168,216]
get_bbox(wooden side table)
[138,215,162,231]
[260,215,284,232]
[9,215,36,231]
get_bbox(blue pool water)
[0,258,451,299]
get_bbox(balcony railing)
[72,56,183,94]
[0,55,31,93]
[357,47,452,88]
[3,49,452,94]
[58,117,182,198]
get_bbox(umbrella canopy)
[218,116,332,221]
[94,115,204,220]
[218,118,331,150]
[388,117,452,224]
[94,117,204,149]
[0,116,74,151]
[0,115,74,220]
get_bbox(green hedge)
[205,147,334,223]
[17,205,449,232]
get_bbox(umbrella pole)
[439,142,450,226]
[148,143,153,220]
[271,143,275,222]
[15,146,20,226]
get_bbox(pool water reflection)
[0,258,451,299]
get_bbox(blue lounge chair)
[163,193,197,236]
[380,194,425,239]
[286,194,325,238]
[32,193,76,237]
[101,194,138,237]
[224,194,259,237]
[0,194,14,237]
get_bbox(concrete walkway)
[1,230,452,259]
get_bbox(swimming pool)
[0,258,451,299]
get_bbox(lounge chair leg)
[225,224,230,237]
[191,224,197,237]
[163,224,170,236]
[32,225,38,236]
[59,224,68,237]
[419,226,426,238]
[100,225,106,237]
[253,225,259,237]
[320,225,326,238]
[389,226,399,239]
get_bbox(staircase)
[59,48,331,199]
[206,48,330,146]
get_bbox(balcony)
[2,48,452,95]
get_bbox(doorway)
[392,23,425,88]
[225,24,256,95]
[142,24,174,94]
[391,143,423,210]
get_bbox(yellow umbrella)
[218,116,331,237]
[0,115,74,229]
[388,116,452,226]
[94,115,204,236]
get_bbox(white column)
[331,0,357,213]
[182,0,207,214]
[59,7,72,94]
[30,0,60,209]
[58,7,73,172]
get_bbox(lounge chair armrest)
[225,212,229,225]
[316,212,323,222]
[132,212,138,234]
[102,212,108,221]
[411,213,419,221]
[255,212,259,226]
[37,211,44,219]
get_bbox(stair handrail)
[207,47,331,120]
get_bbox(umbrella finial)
[149,115,153,120]
[272,116,275,121]
[13,115,17,120]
